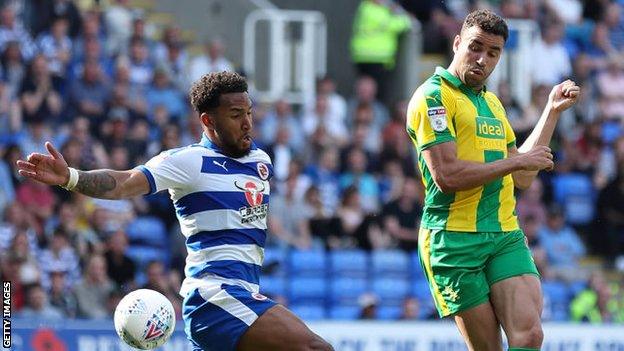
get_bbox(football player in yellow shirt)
[406,9,579,351]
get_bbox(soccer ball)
[114,289,176,350]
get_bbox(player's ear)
[200,112,215,130]
[453,34,461,53]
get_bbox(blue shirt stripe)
[201,156,274,178]
[136,166,157,195]
[174,191,270,217]
[186,229,266,251]
[186,260,261,284]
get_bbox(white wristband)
[62,167,79,191]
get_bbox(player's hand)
[549,80,580,113]
[519,145,554,171]
[16,142,70,186]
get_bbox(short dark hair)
[461,9,509,42]
[189,71,248,114]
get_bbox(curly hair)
[189,71,248,113]
[461,9,509,42]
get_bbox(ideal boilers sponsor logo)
[3,281,10,348]
[475,116,506,150]
[234,181,268,223]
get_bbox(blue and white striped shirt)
[138,134,273,297]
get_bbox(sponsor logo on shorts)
[251,292,268,301]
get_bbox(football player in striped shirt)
[406,9,579,351]
[17,71,333,351]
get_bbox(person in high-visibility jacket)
[350,0,411,100]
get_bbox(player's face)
[453,26,504,90]
[210,92,253,158]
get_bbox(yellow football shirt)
[406,67,519,232]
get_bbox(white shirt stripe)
[204,289,258,326]
[186,244,264,266]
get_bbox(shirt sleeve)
[135,149,198,195]
[406,89,456,152]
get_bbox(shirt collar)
[435,66,487,93]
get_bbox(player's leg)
[237,304,333,351]
[418,228,502,350]
[454,301,502,351]
[490,275,543,349]
[485,230,543,349]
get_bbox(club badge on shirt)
[427,106,448,132]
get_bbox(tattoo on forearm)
[75,170,117,197]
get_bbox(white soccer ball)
[114,289,176,350]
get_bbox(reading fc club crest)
[257,163,269,180]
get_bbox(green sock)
[508,348,540,351]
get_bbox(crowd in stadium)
[1,0,624,324]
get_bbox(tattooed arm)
[16,142,150,199]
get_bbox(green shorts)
[418,228,540,317]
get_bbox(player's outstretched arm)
[16,142,150,199]
[511,80,580,189]
[422,141,553,193]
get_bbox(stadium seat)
[126,245,169,268]
[262,247,287,276]
[289,304,326,321]
[259,275,286,298]
[329,277,368,304]
[552,173,596,225]
[377,305,402,320]
[289,249,327,277]
[329,249,368,278]
[410,251,427,281]
[412,279,431,301]
[371,250,410,278]
[328,305,360,320]
[288,277,327,304]
[126,216,168,248]
[542,280,571,321]
[372,277,410,304]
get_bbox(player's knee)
[508,324,543,348]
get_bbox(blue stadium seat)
[377,305,402,320]
[552,173,596,225]
[288,277,327,304]
[126,216,168,248]
[542,280,571,321]
[371,250,410,278]
[126,245,169,268]
[372,277,410,303]
[289,249,327,277]
[412,279,431,301]
[289,304,326,321]
[262,247,287,276]
[260,276,286,298]
[329,277,368,304]
[329,249,368,278]
[328,305,360,320]
[410,251,426,281]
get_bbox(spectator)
[516,177,547,226]
[0,147,15,215]
[141,260,183,318]
[268,174,313,249]
[0,5,36,61]
[346,76,389,134]
[38,228,81,290]
[146,67,186,122]
[336,186,383,250]
[260,99,304,152]
[104,0,134,56]
[305,147,341,213]
[73,255,115,319]
[123,37,155,88]
[399,296,420,320]
[1,40,26,99]
[522,214,549,278]
[68,59,111,122]
[357,293,378,320]
[381,178,422,251]
[0,254,26,310]
[531,21,572,86]
[570,272,624,323]
[596,56,624,121]
[48,269,78,318]
[69,117,110,169]
[37,16,72,80]
[350,0,411,101]
[596,163,624,258]
[538,204,586,280]
[17,284,64,320]
[302,94,348,146]
[188,38,233,84]
[104,229,136,289]
[19,54,63,124]
[339,148,380,213]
